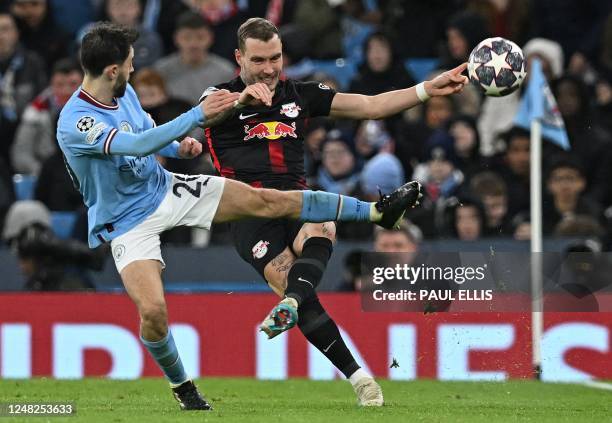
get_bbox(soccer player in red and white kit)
[201,18,467,406]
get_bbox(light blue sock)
[140,331,188,385]
[300,191,372,222]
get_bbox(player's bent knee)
[139,301,168,330]
[293,222,336,255]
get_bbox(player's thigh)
[264,247,297,297]
[110,220,167,316]
[292,221,337,256]
[173,174,226,228]
[119,259,166,317]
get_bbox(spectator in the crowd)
[360,150,405,201]
[374,220,422,254]
[478,37,564,155]
[314,131,360,196]
[446,195,486,241]
[494,127,531,218]
[381,0,461,59]
[552,74,612,205]
[543,154,603,235]
[11,58,82,176]
[185,0,250,62]
[409,130,464,237]
[154,11,235,104]
[348,32,415,97]
[0,12,47,171]
[46,0,97,37]
[470,171,513,237]
[447,114,483,180]
[393,93,458,177]
[145,0,191,55]
[354,119,393,161]
[102,0,164,69]
[339,141,405,241]
[466,0,531,47]
[413,131,464,203]
[280,0,343,61]
[440,10,490,69]
[554,214,606,242]
[303,119,328,179]
[10,0,69,72]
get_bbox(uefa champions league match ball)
[467,37,527,97]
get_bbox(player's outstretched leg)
[212,179,423,227]
[119,260,212,411]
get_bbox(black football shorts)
[230,217,304,279]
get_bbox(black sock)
[297,295,360,378]
[285,237,333,304]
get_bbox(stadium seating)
[12,174,37,201]
[50,211,78,239]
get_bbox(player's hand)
[177,137,203,159]
[424,63,469,97]
[201,89,240,120]
[237,83,273,107]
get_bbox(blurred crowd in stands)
[1,0,612,257]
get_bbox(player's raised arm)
[108,90,238,155]
[329,63,469,120]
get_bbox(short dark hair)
[237,18,280,52]
[175,11,209,32]
[470,171,507,197]
[80,22,138,77]
[546,154,585,180]
[51,58,82,76]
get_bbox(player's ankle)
[369,203,382,222]
[348,368,373,386]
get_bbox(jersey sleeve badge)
[76,116,96,133]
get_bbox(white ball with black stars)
[76,116,96,133]
[468,37,527,97]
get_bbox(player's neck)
[82,76,115,105]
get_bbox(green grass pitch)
[0,378,610,422]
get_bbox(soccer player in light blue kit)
[57,22,424,411]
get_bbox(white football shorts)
[110,173,225,273]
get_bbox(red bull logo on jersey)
[243,122,297,141]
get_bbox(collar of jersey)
[78,88,119,110]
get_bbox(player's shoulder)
[198,76,241,103]
[281,79,336,104]
[290,78,334,91]
[58,96,110,142]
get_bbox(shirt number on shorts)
[172,175,209,198]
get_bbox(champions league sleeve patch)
[76,116,96,133]
[198,86,219,103]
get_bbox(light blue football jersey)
[57,83,204,247]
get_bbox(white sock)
[348,368,372,386]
